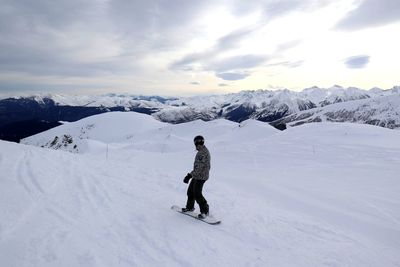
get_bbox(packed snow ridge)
[1,112,399,266]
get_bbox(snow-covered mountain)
[24,86,400,124]
[270,93,400,129]
[154,85,399,125]
[15,93,174,110]
[3,112,400,266]
[20,85,386,111]
[1,85,399,143]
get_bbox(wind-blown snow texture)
[3,112,400,266]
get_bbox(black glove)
[183,173,192,183]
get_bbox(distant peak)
[330,85,344,90]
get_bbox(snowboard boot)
[182,207,195,213]
[198,212,208,219]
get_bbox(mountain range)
[1,85,399,142]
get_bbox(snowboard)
[171,205,221,225]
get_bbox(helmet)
[194,135,204,146]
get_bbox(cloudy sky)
[0,0,399,96]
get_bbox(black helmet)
[194,135,204,146]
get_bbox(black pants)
[186,179,209,214]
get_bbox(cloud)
[218,83,229,87]
[170,26,269,81]
[172,53,267,81]
[0,0,392,94]
[216,72,250,81]
[228,0,333,21]
[107,0,210,49]
[336,0,400,30]
[216,27,257,50]
[0,0,211,79]
[169,50,214,71]
[0,0,130,77]
[190,81,200,85]
[344,55,370,69]
[266,60,304,68]
[208,55,269,73]
[170,26,259,71]
[263,0,304,19]
[169,2,312,73]
[276,40,303,53]
[0,1,329,77]
[0,0,93,30]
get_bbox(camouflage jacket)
[190,145,211,181]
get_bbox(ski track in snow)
[2,115,400,266]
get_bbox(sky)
[0,0,399,96]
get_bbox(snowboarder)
[182,135,211,219]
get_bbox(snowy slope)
[21,112,167,153]
[3,112,400,266]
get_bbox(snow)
[4,86,400,130]
[34,94,167,109]
[281,94,400,129]
[300,86,370,105]
[2,112,400,266]
[21,112,167,153]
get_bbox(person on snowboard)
[182,135,211,219]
